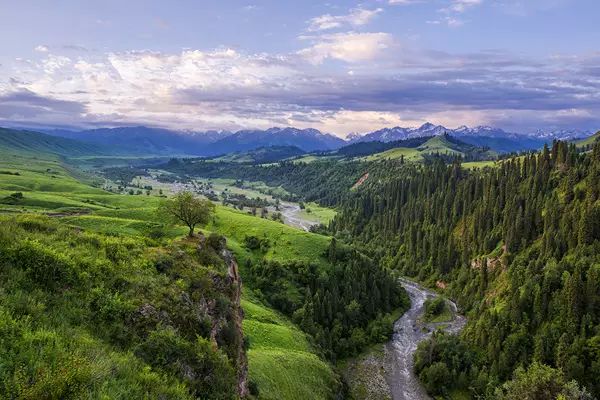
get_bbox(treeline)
[330,141,600,397]
[163,159,366,206]
[245,239,408,360]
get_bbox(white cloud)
[428,16,465,27]
[389,0,421,4]
[446,0,482,13]
[3,44,600,134]
[34,45,49,53]
[298,32,394,64]
[307,8,382,32]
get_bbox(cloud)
[307,8,383,31]
[298,32,394,64]
[2,45,600,135]
[388,0,423,4]
[34,45,49,53]
[428,16,464,27]
[447,0,482,13]
[0,89,87,124]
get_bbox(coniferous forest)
[329,141,600,397]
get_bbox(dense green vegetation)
[330,140,600,397]
[5,124,600,399]
[422,297,452,323]
[0,150,348,399]
[245,239,408,361]
[163,159,366,205]
[0,141,410,399]
[0,214,243,399]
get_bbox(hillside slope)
[0,127,104,157]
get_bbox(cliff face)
[221,246,249,397]
[197,233,248,397]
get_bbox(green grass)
[575,131,600,149]
[291,154,341,164]
[360,135,496,164]
[462,160,498,169]
[0,149,340,399]
[207,206,331,266]
[242,294,339,400]
[298,202,337,224]
[362,146,423,162]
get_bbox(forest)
[329,141,600,397]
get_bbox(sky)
[0,0,599,137]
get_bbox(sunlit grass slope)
[0,149,339,399]
[243,293,339,400]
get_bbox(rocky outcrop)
[220,246,249,398]
[352,172,369,189]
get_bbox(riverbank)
[342,278,466,400]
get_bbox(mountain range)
[5,123,596,157]
[42,126,344,157]
[349,123,593,153]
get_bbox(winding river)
[384,278,466,400]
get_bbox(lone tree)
[159,191,215,237]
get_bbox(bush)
[1,192,24,204]
[248,379,260,396]
[420,362,451,395]
[8,239,77,289]
[135,328,237,399]
[423,297,446,320]
[207,233,226,252]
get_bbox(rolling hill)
[209,145,306,164]
[575,131,600,149]
[0,127,105,157]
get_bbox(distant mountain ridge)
[351,123,594,153]
[44,126,344,156]
[44,126,231,156]
[353,123,593,143]
[8,122,598,157]
[206,127,345,155]
[210,145,306,164]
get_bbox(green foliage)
[246,240,408,360]
[0,215,242,399]
[158,191,215,236]
[423,297,450,322]
[135,328,237,398]
[331,140,600,397]
[495,362,593,400]
[414,332,479,396]
[163,159,366,205]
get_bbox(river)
[384,278,466,400]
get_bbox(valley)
[3,2,600,398]
[385,279,466,400]
[0,125,599,400]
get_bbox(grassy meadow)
[0,150,339,399]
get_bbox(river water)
[384,278,466,400]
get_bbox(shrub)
[135,328,237,399]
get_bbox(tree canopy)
[159,191,215,237]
